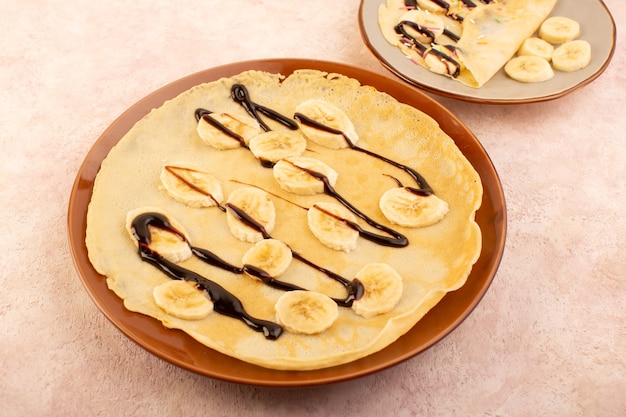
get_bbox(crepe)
[378,0,559,87]
[86,69,483,370]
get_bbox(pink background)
[1,1,624,415]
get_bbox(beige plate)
[67,59,506,386]
[359,0,616,104]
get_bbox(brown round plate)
[359,0,616,104]
[67,59,506,386]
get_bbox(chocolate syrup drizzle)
[194,109,248,148]
[130,212,283,340]
[195,94,414,247]
[183,83,449,318]
[404,0,491,9]
[292,113,433,196]
[396,0,506,77]
[164,165,227,211]
[283,161,408,248]
[394,22,461,78]
[231,84,299,132]
[131,210,363,309]
[199,88,433,197]
[404,0,465,23]
[226,203,364,307]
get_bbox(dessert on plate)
[86,69,483,370]
[378,0,590,87]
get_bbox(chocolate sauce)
[243,264,306,291]
[194,108,248,148]
[395,21,436,47]
[395,23,461,78]
[163,165,226,211]
[284,161,408,248]
[196,87,411,247]
[311,203,407,248]
[130,212,283,340]
[403,0,466,24]
[293,112,433,195]
[425,48,462,77]
[187,85,445,313]
[443,29,461,43]
[430,0,451,8]
[190,245,242,273]
[226,203,364,306]
[132,209,362,309]
[224,87,427,196]
[385,174,432,197]
[231,84,299,132]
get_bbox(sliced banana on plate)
[517,37,555,62]
[125,207,192,263]
[538,16,580,45]
[504,55,555,83]
[242,239,293,279]
[226,187,276,243]
[274,290,339,335]
[552,40,592,72]
[351,263,403,319]
[400,9,445,42]
[153,280,213,320]
[197,112,263,150]
[294,99,358,149]
[160,165,223,208]
[379,187,449,228]
[307,202,359,252]
[248,130,307,165]
[273,156,338,196]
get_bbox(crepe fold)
[456,0,559,87]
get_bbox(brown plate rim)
[358,0,617,104]
[67,58,507,387]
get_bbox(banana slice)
[504,55,555,83]
[551,40,592,72]
[294,99,359,149]
[242,239,293,279]
[423,46,462,77]
[160,165,223,208]
[153,280,213,320]
[226,187,276,243]
[416,0,447,13]
[125,207,192,263]
[351,263,403,319]
[538,16,580,45]
[274,290,339,335]
[379,187,449,228]
[307,202,359,252]
[248,131,307,164]
[400,9,445,42]
[517,37,555,62]
[273,157,339,196]
[197,112,263,150]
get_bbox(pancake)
[378,0,559,87]
[86,69,483,370]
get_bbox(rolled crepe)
[456,0,559,87]
[378,0,559,88]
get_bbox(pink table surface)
[1,1,624,416]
